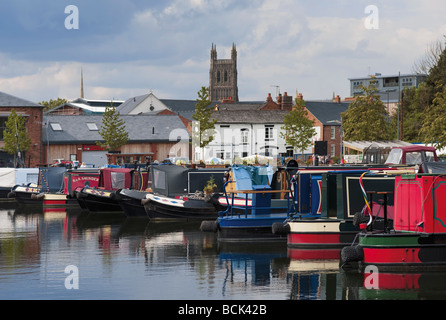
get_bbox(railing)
[218,180,294,218]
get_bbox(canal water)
[1,201,446,301]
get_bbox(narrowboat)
[0,168,39,199]
[341,162,446,269]
[74,167,147,212]
[141,164,227,219]
[116,188,150,217]
[273,168,409,248]
[9,167,100,207]
[200,164,297,242]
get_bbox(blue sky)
[1,0,446,103]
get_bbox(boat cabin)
[385,145,438,166]
[393,162,446,234]
[97,167,146,190]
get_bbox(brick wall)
[1,107,44,167]
[305,108,342,158]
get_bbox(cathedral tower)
[209,43,239,102]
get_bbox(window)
[331,127,336,140]
[110,172,126,189]
[86,123,98,131]
[331,144,335,157]
[385,148,402,164]
[217,71,220,82]
[265,125,274,141]
[0,118,7,139]
[224,71,228,82]
[241,129,248,144]
[50,123,62,131]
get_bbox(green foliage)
[97,103,129,151]
[392,84,433,142]
[38,98,68,111]
[203,175,217,194]
[341,79,392,141]
[280,98,316,155]
[3,109,31,167]
[192,87,217,149]
[419,83,446,149]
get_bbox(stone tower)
[209,43,239,102]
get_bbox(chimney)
[266,93,273,102]
[334,95,341,103]
[221,97,233,104]
[282,92,293,110]
[276,93,282,109]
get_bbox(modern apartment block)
[348,73,427,115]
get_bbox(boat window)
[406,152,422,165]
[385,148,402,164]
[425,151,436,162]
[26,173,38,184]
[110,172,126,189]
[153,169,166,190]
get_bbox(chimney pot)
[266,93,272,102]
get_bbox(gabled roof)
[46,98,124,115]
[0,91,41,107]
[43,114,190,144]
[211,109,288,124]
[305,101,351,125]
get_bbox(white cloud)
[2,1,446,103]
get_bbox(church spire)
[80,67,84,98]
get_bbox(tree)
[97,102,129,152]
[412,39,444,75]
[38,98,68,111]
[3,109,31,167]
[192,87,217,160]
[419,83,446,149]
[280,98,316,157]
[391,83,433,142]
[341,78,392,141]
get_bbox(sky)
[1,0,446,104]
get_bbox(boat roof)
[391,145,437,152]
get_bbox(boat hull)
[116,189,149,217]
[74,188,122,212]
[143,194,218,220]
[287,219,360,248]
[217,213,289,242]
[9,185,77,207]
[359,232,446,268]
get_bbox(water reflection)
[1,202,446,299]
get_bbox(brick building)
[303,94,349,159]
[0,91,44,167]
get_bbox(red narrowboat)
[342,162,446,268]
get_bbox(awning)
[343,140,412,153]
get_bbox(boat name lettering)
[72,177,99,183]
